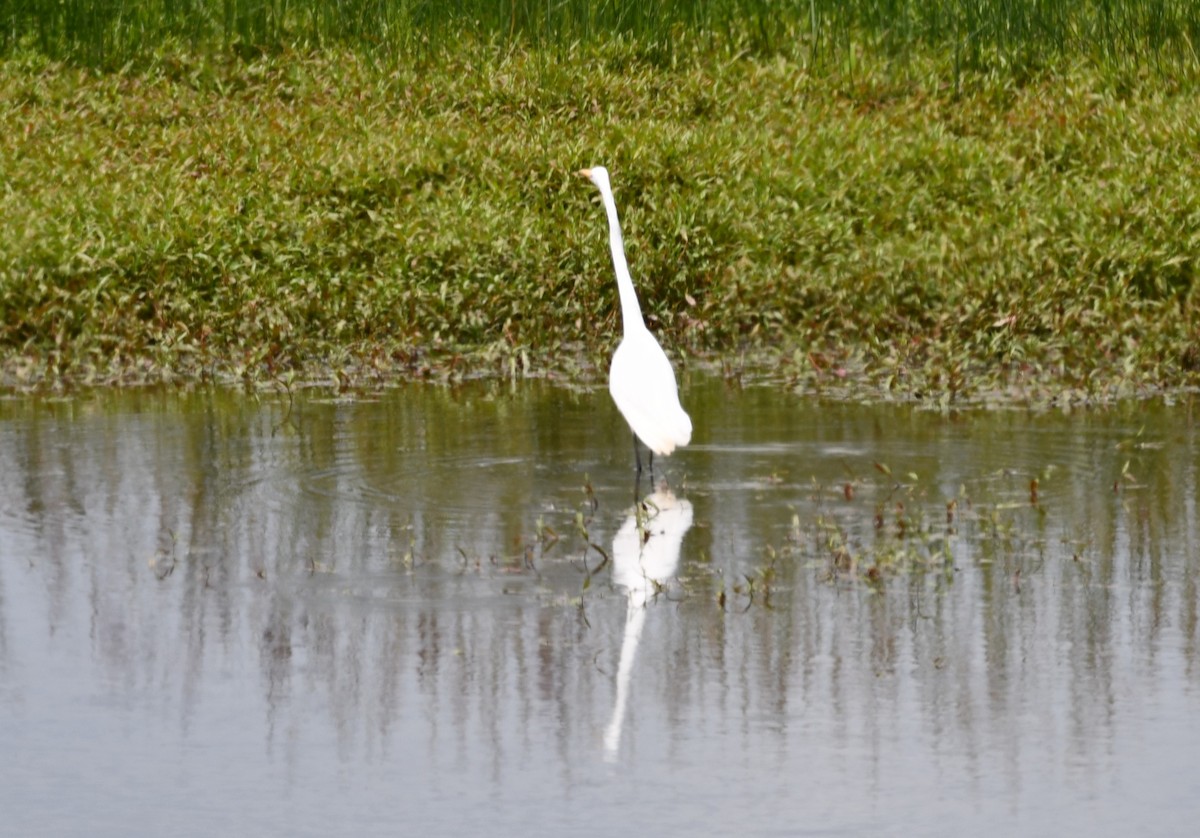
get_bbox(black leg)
[648,450,655,485]
[632,433,645,503]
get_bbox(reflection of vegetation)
[0,383,1197,782]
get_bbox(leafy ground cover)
[2,24,1198,399]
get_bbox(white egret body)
[578,166,692,466]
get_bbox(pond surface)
[1,376,1198,836]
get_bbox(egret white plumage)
[578,166,692,476]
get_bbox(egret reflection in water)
[2,384,1200,836]
[604,489,694,761]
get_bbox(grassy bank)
[2,33,1200,398]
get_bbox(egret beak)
[577,168,593,179]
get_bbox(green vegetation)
[2,2,1199,397]
[6,0,1199,73]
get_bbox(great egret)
[578,166,692,476]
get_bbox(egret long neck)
[597,182,646,336]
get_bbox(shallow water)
[1,377,1198,836]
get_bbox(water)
[1,378,1198,836]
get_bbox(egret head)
[577,166,610,191]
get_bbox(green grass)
[2,22,1200,397]
[4,0,1200,73]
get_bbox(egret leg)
[648,451,655,485]
[632,433,646,502]
[630,434,642,502]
